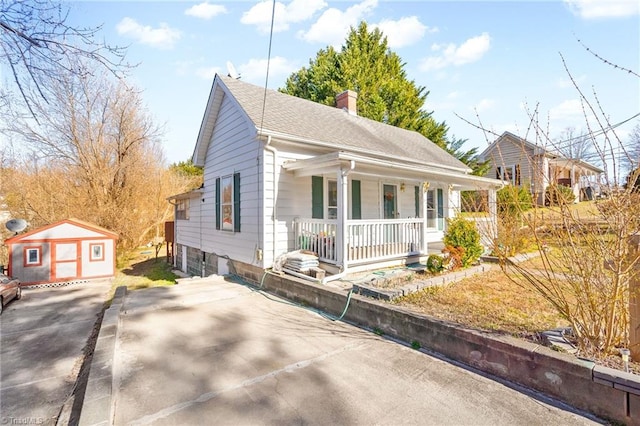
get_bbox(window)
[216,173,240,232]
[176,199,189,220]
[327,180,337,219]
[426,190,436,228]
[425,189,444,230]
[24,247,42,267]
[496,165,521,186]
[90,243,105,261]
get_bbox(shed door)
[54,242,79,280]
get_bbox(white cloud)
[299,0,377,47]
[185,2,227,20]
[564,0,639,19]
[549,99,584,120]
[195,66,220,80]
[375,16,430,49]
[474,98,495,113]
[238,56,299,83]
[556,74,587,88]
[242,0,327,34]
[419,32,491,71]
[116,17,181,49]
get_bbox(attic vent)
[335,90,358,116]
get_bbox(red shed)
[5,218,118,286]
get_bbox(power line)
[258,0,276,133]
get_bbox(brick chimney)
[335,90,357,115]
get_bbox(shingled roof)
[195,74,469,173]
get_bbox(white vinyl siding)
[200,94,261,265]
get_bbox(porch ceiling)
[282,151,504,191]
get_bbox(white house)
[480,131,604,205]
[169,74,503,283]
[5,218,117,286]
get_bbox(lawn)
[111,246,177,296]
[394,265,569,339]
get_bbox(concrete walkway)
[1,281,111,426]
[110,276,602,425]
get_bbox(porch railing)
[295,219,338,263]
[295,218,424,266]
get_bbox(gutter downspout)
[167,199,179,268]
[323,160,355,284]
[263,135,278,267]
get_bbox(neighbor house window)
[24,246,42,267]
[90,243,105,261]
[496,165,521,186]
[176,199,189,220]
[215,173,241,232]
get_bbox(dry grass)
[111,246,177,295]
[394,266,569,338]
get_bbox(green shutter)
[352,180,361,220]
[414,185,419,217]
[215,178,221,230]
[312,176,323,219]
[233,172,241,232]
[437,188,444,231]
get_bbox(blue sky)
[68,0,639,163]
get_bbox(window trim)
[216,172,241,232]
[24,246,42,267]
[221,174,234,231]
[89,243,105,262]
[327,179,337,220]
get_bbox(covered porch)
[283,151,502,278]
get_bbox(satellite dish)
[6,218,27,234]
[226,61,241,79]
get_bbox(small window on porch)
[426,189,444,230]
[327,179,337,219]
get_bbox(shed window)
[90,243,105,261]
[176,199,189,220]
[25,247,42,267]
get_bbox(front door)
[54,242,79,280]
[383,184,397,219]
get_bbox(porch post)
[422,183,428,254]
[337,163,353,269]
[488,188,498,247]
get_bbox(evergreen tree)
[281,21,483,171]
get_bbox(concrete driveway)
[112,276,603,425]
[1,281,110,426]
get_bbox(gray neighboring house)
[168,74,503,283]
[480,131,604,205]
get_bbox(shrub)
[545,184,575,206]
[442,245,464,271]
[426,254,444,274]
[443,216,483,267]
[497,186,533,217]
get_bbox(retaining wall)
[258,269,640,425]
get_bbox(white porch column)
[422,183,429,254]
[337,162,354,269]
[488,188,498,247]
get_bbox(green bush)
[497,186,533,216]
[426,254,444,274]
[545,184,575,206]
[443,216,483,267]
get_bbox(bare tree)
[0,0,127,117]
[2,64,194,252]
[468,48,640,357]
